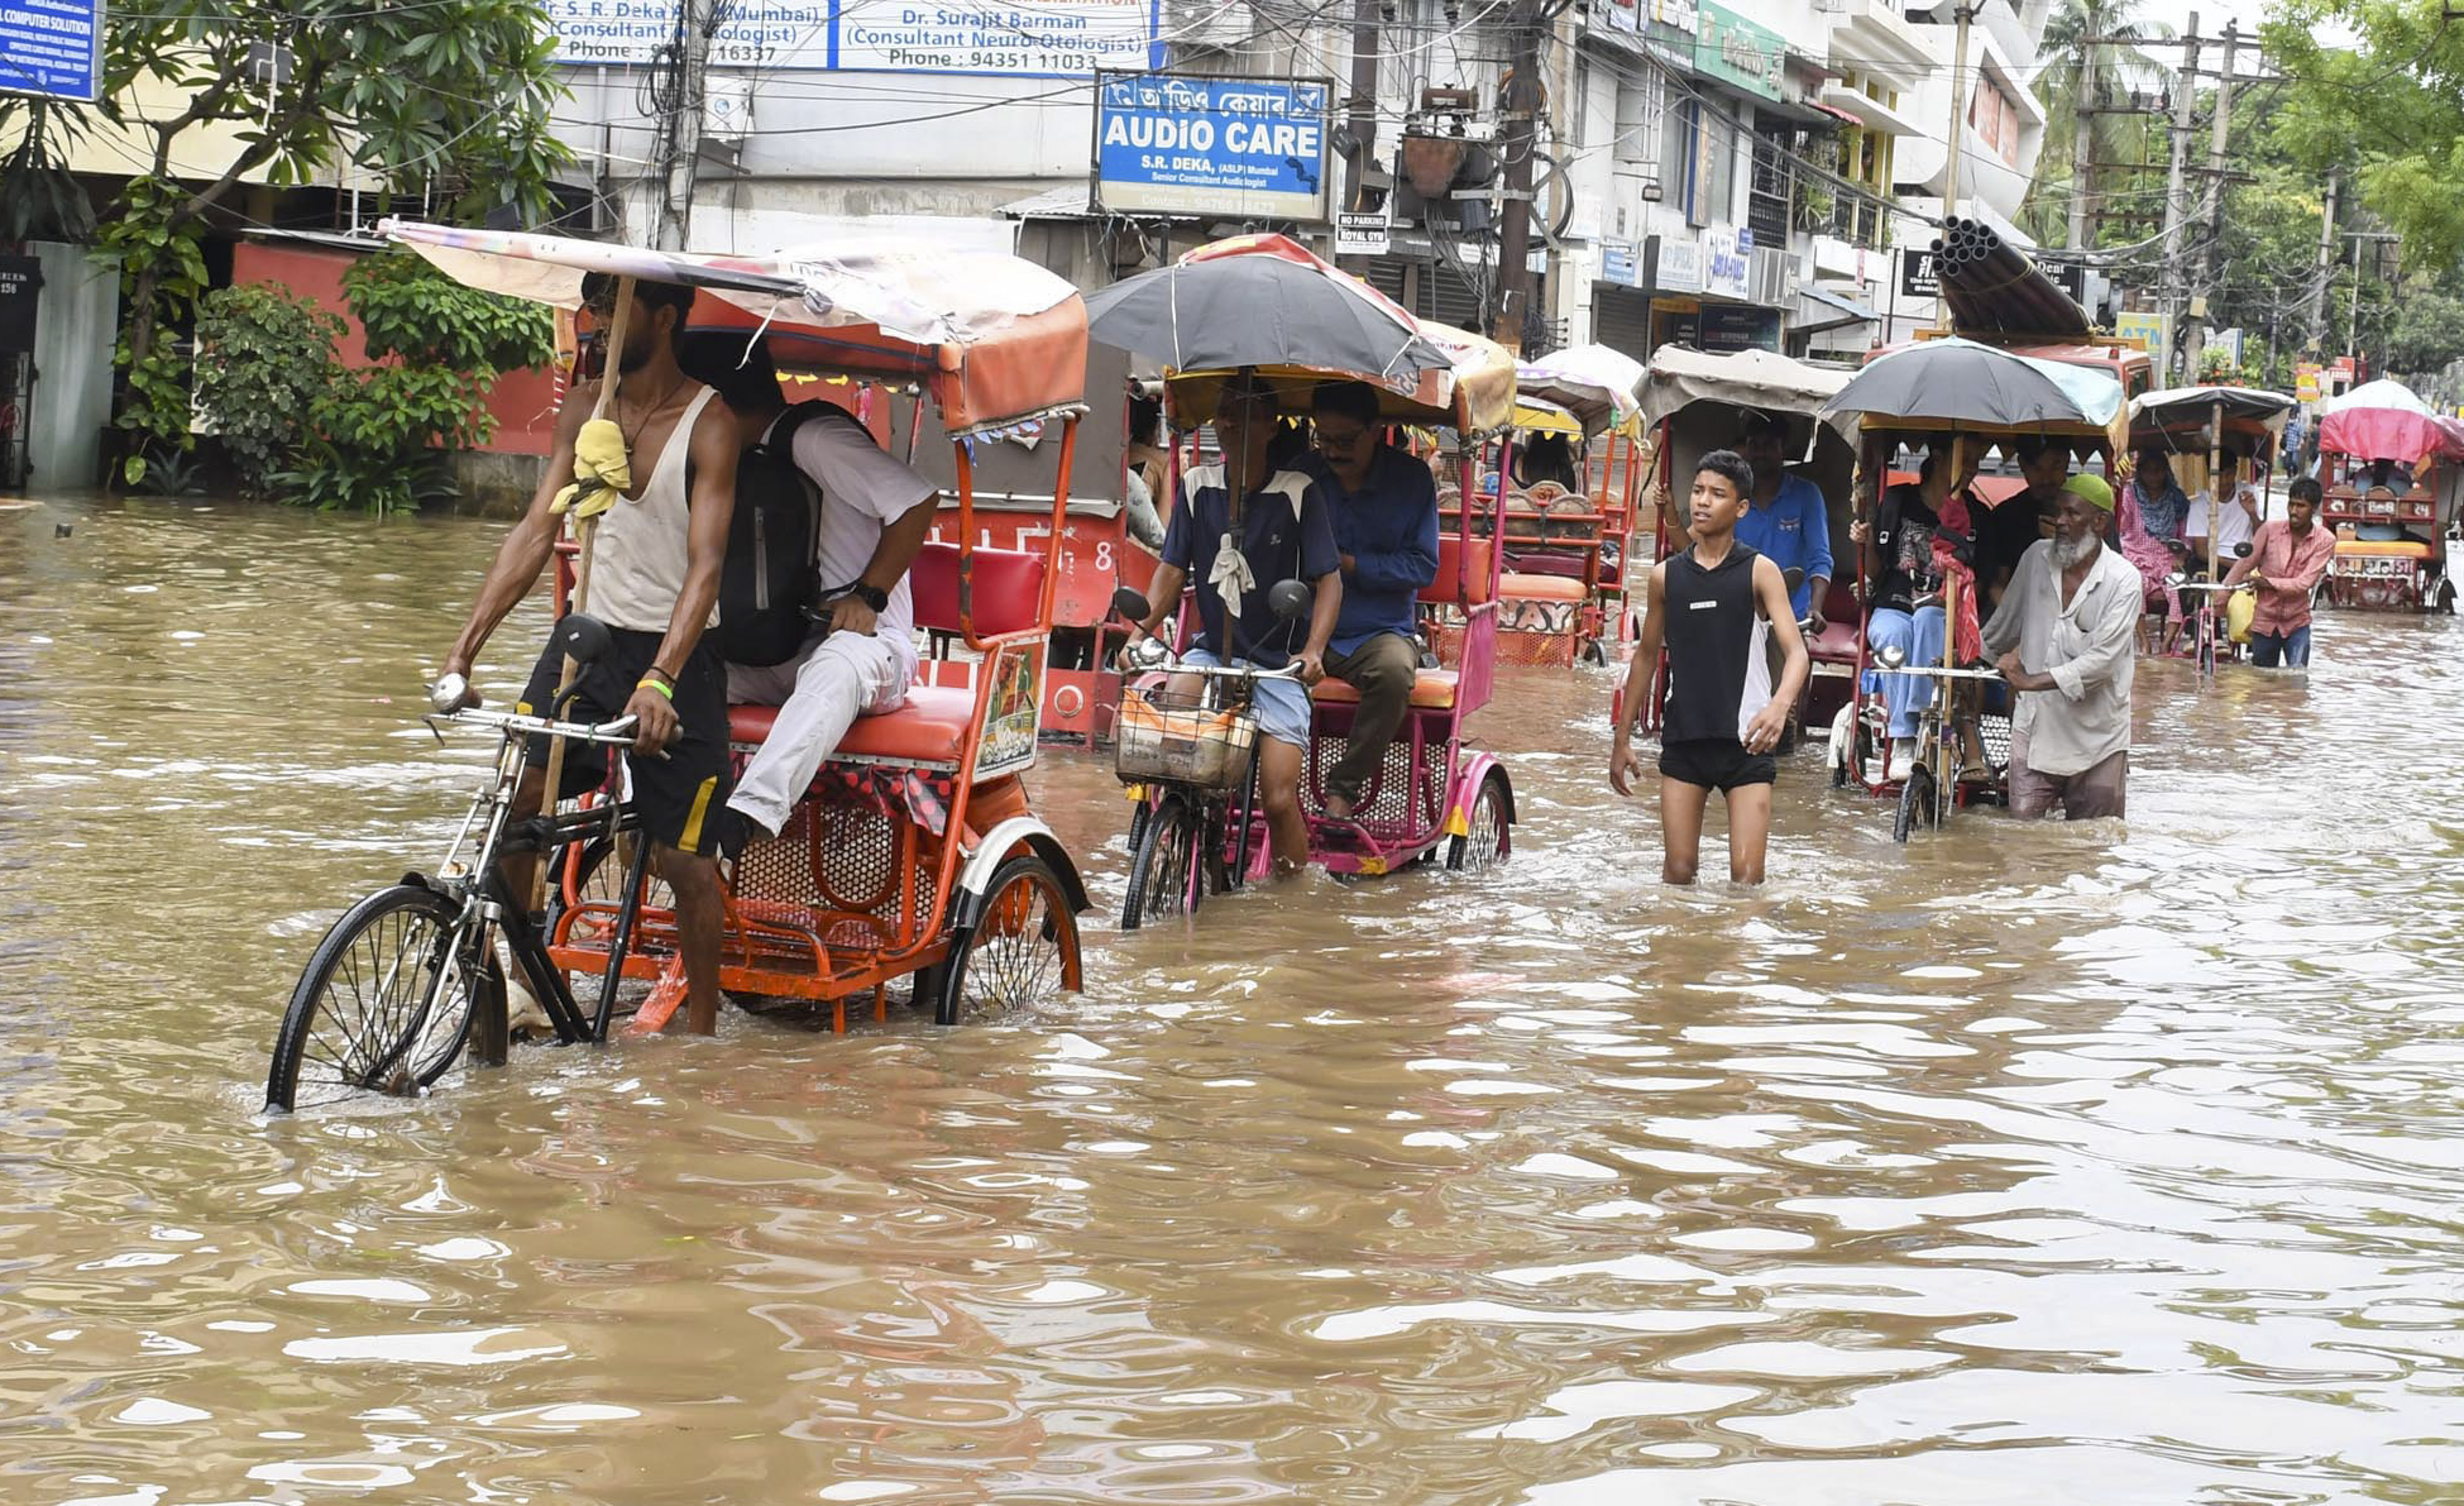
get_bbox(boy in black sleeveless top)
[1610,450,1808,884]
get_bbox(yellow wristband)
[637,675,674,701]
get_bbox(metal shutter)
[1593,285,1653,361]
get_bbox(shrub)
[192,284,345,495]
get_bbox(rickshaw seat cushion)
[910,540,1046,639]
[1312,670,1459,710]
[2337,539,2432,557]
[728,684,976,766]
[1497,571,1587,603]
[1505,553,1589,580]
[1425,536,1498,606]
[1805,617,1861,662]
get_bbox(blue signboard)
[1,0,103,101]
[1094,72,1330,220]
[1603,240,1639,287]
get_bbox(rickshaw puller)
[676,337,940,842]
[1982,474,2138,821]
[1134,377,1343,875]
[2223,475,2335,668]
[435,275,742,1034]
[1305,380,1439,821]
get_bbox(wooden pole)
[2208,398,2224,582]
[533,276,634,912]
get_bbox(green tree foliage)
[61,0,570,486]
[192,285,344,495]
[275,252,556,515]
[2263,0,2464,267]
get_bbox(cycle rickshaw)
[1082,237,1517,923]
[2315,378,2464,613]
[1820,336,2128,840]
[2126,385,2295,679]
[266,225,1094,1111]
[1630,345,1856,739]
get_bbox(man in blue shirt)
[1731,410,1836,632]
[1307,380,1440,820]
[1136,374,1343,875]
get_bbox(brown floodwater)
[4,493,2462,1504]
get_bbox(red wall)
[232,241,560,456]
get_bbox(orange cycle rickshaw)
[1502,343,1649,666]
[265,226,1093,1110]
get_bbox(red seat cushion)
[1424,535,1497,606]
[911,540,1046,639]
[1498,571,1588,603]
[1312,670,1459,710]
[729,684,977,766]
[1805,618,1861,662]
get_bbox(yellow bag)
[2226,585,2256,644]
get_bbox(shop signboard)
[1093,72,1331,220]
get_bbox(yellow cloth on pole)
[548,418,633,520]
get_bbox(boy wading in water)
[1610,450,1810,884]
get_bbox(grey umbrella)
[1085,250,1453,383]
[1818,336,2123,429]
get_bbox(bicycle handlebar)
[440,707,643,746]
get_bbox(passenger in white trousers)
[681,336,939,840]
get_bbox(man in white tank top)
[434,275,743,1036]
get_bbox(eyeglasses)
[1316,426,1371,449]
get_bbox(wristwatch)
[846,583,889,612]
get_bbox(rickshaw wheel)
[1121,793,1201,931]
[1894,765,1937,844]
[938,853,1080,1025]
[266,884,498,1112]
[1446,773,1513,872]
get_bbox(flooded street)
[5,494,2462,1504]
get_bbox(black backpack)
[713,402,835,666]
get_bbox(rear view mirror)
[1268,579,1313,620]
[1111,586,1150,622]
[551,612,613,666]
[2233,542,2254,559]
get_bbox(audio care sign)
[1093,73,1330,220]
[544,0,1161,75]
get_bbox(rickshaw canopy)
[2130,385,2296,434]
[2319,378,2464,465]
[378,220,1088,435]
[1516,343,1645,440]
[1640,345,1854,437]
[1513,398,1586,440]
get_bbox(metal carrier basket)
[1114,683,1258,791]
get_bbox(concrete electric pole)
[2182,18,2238,379]
[2306,164,2341,353]
[2160,13,2200,382]
[654,0,711,252]
[1338,0,1382,274]
[1491,0,1543,353]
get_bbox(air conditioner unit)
[1749,246,1793,305]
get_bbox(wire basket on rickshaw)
[1114,682,1259,791]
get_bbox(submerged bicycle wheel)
[1446,771,1513,872]
[265,884,499,1112]
[938,853,1082,1025]
[1893,765,1938,844]
[1120,794,1202,931]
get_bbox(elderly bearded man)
[1979,473,2141,821]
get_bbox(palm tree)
[2031,0,2171,250]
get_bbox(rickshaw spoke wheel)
[1447,774,1512,872]
[266,885,496,1113]
[1893,765,1937,845]
[1121,795,1199,931]
[941,854,1079,1025]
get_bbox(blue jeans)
[1179,646,1314,747]
[1863,605,1946,738]
[2250,625,2312,668]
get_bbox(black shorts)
[1659,737,1777,793]
[517,628,738,858]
